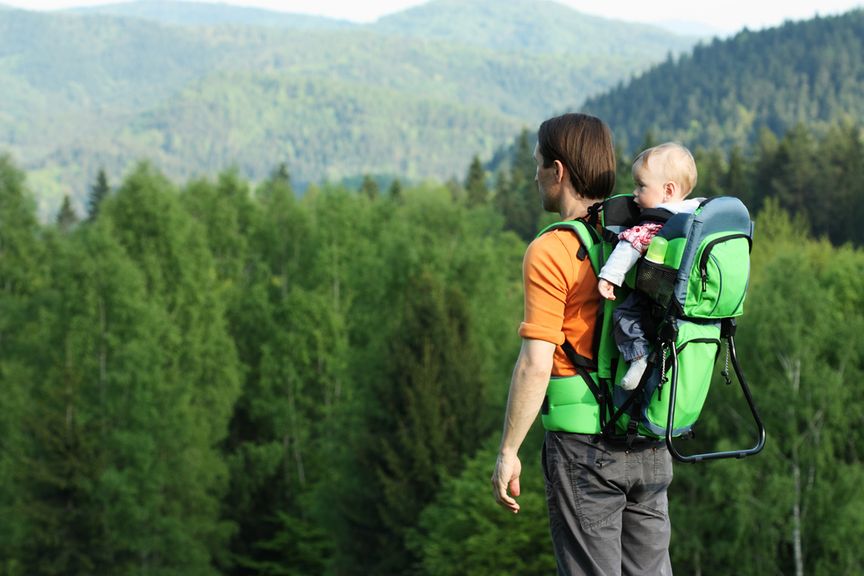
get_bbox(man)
[491,113,674,575]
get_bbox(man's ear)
[554,160,566,184]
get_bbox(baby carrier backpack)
[538,195,766,462]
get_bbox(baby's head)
[631,142,697,209]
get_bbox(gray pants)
[542,432,673,576]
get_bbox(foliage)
[409,431,556,576]
[585,9,864,153]
[1,107,864,575]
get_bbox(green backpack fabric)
[539,195,766,461]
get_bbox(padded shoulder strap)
[536,219,602,275]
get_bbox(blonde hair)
[633,142,698,196]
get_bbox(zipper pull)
[701,270,708,291]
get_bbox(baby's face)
[631,163,668,209]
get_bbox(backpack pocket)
[614,320,720,438]
[684,233,750,319]
[635,258,677,307]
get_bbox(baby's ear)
[664,181,678,198]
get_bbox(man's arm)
[491,338,556,513]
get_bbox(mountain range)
[0,0,699,217]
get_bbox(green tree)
[16,224,170,575]
[388,177,403,201]
[87,168,110,221]
[723,145,753,208]
[360,174,380,200]
[465,155,489,206]
[56,194,79,232]
[102,163,242,574]
[0,156,47,575]
[410,434,556,576]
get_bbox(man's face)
[534,143,559,212]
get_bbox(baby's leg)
[613,294,651,390]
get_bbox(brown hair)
[537,113,616,200]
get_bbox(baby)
[598,143,703,390]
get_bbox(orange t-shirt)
[518,227,601,377]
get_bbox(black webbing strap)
[585,202,603,228]
[601,358,655,443]
[560,339,608,429]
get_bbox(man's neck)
[559,194,597,221]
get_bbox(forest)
[585,9,864,153]
[1,118,862,575]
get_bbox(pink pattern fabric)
[619,222,664,254]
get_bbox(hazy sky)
[2,0,862,33]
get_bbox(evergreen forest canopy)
[584,9,864,153]
[0,0,697,219]
[1,3,864,574]
[1,111,864,574]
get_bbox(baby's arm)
[597,241,642,300]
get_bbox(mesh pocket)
[636,259,677,306]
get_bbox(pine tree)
[508,129,542,240]
[56,194,79,232]
[388,178,403,201]
[465,155,488,206]
[360,174,380,200]
[271,162,291,186]
[87,168,110,221]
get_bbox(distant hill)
[66,0,355,29]
[583,9,864,152]
[372,0,698,56]
[0,0,698,218]
[654,19,726,38]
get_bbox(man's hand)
[492,451,522,513]
[598,278,617,300]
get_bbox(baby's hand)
[598,278,617,300]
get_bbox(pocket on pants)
[567,452,624,531]
[653,447,673,483]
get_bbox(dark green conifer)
[360,174,380,200]
[465,155,488,206]
[87,169,110,221]
[56,194,79,232]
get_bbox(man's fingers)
[509,477,521,498]
[492,477,521,513]
[497,488,520,513]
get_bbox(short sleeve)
[518,233,572,345]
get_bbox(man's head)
[631,142,697,209]
[534,113,616,212]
